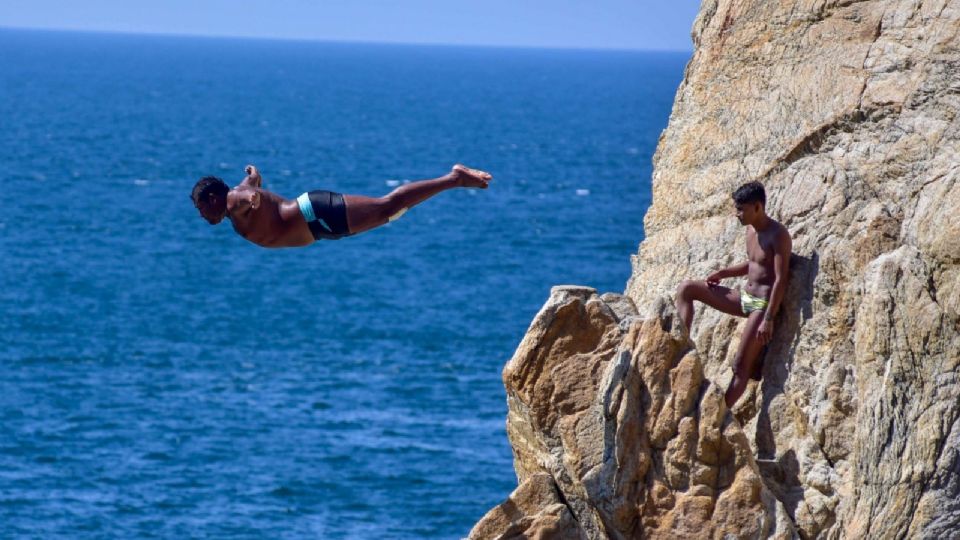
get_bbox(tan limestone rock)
[623,0,960,537]
[469,473,586,540]
[475,290,795,539]
[473,0,959,537]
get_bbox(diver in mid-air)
[190,164,491,247]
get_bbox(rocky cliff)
[470,1,960,538]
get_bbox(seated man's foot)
[451,164,492,188]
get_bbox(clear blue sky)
[0,1,700,51]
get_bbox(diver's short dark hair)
[732,181,766,206]
[191,176,229,206]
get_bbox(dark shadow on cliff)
[754,252,818,518]
[757,449,802,516]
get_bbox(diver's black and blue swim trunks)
[296,190,352,240]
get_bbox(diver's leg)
[343,164,491,234]
[674,280,744,333]
[725,310,766,408]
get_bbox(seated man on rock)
[674,181,792,408]
[191,164,491,248]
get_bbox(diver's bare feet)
[450,164,492,188]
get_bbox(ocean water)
[0,29,687,538]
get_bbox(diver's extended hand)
[243,164,262,188]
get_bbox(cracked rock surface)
[469,288,794,539]
[473,1,959,538]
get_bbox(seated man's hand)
[757,318,774,344]
[706,272,723,288]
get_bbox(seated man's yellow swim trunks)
[740,290,769,315]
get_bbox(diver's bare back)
[743,220,787,299]
[227,187,312,248]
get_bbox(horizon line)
[0,24,695,54]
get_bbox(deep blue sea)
[0,29,686,538]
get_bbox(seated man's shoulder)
[775,220,793,244]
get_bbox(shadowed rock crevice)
[759,105,901,183]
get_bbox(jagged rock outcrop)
[473,0,959,538]
[469,287,796,539]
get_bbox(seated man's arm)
[707,261,749,285]
[239,164,262,188]
[758,229,792,343]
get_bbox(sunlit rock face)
[470,287,795,539]
[472,0,960,538]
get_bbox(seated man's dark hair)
[732,181,766,207]
[191,176,229,206]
